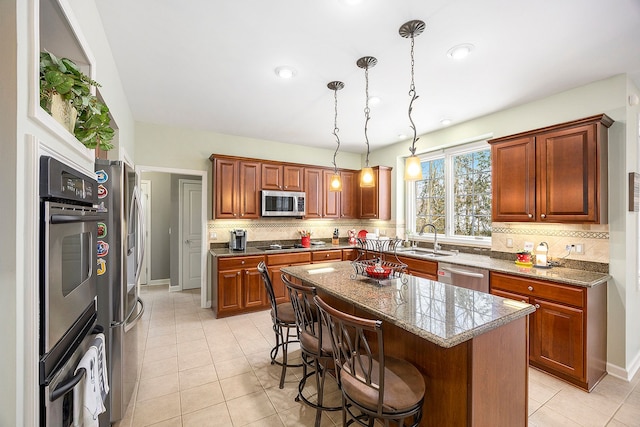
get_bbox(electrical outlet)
[565,244,573,252]
[209,231,217,239]
[506,238,513,248]
[575,243,584,254]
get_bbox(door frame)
[139,179,152,286]
[178,179,202,291]
[136,165,209,308]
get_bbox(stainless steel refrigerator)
[95,159,145,425]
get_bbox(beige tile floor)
[114,285,640,427]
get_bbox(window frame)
[406,140,492,247]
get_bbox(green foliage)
[40,51,114,151]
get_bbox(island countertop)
[282,261,535,348]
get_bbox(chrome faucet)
[419,223,441,253]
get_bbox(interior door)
[181,180,202,290]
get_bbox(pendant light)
[357,56,377,188]
[327,81,345,192]
[399,19,426,181]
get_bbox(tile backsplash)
[491,222,609,264]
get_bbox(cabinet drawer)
[267,252,311,266]
[218,255,265,271]
[312,250,343,262]
[490,272,584,308]
[395,255,438,277]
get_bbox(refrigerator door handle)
[132,186,146,284]
[111,297,145,329]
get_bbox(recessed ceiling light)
[339,0,364,5]
[397,133,407,140]
[446,44,474,60]
[440,118,452,126]
[274,66,297,79]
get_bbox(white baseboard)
[144,278,170,286]
[607,350,640,382]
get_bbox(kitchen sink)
[396,248,455,258]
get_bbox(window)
[407,141,491,244]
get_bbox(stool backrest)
[314,295,385,412]
[257,261,278,315]
[282,275,319,351]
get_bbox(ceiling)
[94,0,640,154]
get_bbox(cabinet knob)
[535,304,540,309]
[237,272,240,275]
[241,260,245,264]
[541,214,546,218]
[528,286,534,291]
[325,254,330,257]
[527,213,533,218]
[246,271,249,275]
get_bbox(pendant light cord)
[332,86,341,173]
[364,65,371,168]
[408,33,420,156]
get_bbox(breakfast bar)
[282,261,536,427]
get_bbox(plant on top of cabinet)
[40,51,114,151]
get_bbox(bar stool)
[314,296,426,427]
[257,261,300,389]
[282,275,341,427]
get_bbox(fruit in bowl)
[516,252,532,263]
[366,264,392,279]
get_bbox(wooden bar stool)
[257,261,301,389]
[314,295,426,427]
[282,275,341,427]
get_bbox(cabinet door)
[490,136,536,222]
[358,166,391,220]
[340,170,357,218]
[536,124,598,222]
[530,298,585,380]
[491,288,530,305]
[218,270,242,313]
[342,248,358,261]
[312,250,343,263]
[214,158,238,219]
[304,168,323,218]
[261,163,283,190]
[283,165,304,191]
[244,268,265,308]
[269,265,289,304]
[238,161,261,218]
[323,169,340,218]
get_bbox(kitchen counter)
[282,261,534,348]
[282,260,532,427]
[210,244,610,288]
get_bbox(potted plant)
[40,51,114,151]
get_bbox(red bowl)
[366,265,392,279]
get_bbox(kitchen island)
[282,261,536,427]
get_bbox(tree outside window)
[408,142,491,243]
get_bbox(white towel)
[73,346,105,427]
[92,333,110,399]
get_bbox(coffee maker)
[229,229,247,251]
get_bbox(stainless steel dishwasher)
[437,262,489,293]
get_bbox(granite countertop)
[282,261,536,348]
[210,244,610,288]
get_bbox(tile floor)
[114,285,640,427]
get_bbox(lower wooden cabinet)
[490,271,606,391]
[394,255,438,280]
[215,255,265,317]
[266,252,311,304]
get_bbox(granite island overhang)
[282,261,536,427]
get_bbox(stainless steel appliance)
[437,262,489,293]
[229,229,247,251]
[39,156,101,426]
[261,190,306,217]
[95,159,146,424]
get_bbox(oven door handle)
[50,214,102,224]
[50,367,85,402]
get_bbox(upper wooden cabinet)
[304,167,323,218]
[339,170,357,219]
[211,155,261,219]
[489,114,613,223]
[261,162,304,191]
[358,166,392,220]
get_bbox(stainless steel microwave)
[261,190,306,217]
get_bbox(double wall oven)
[39,156,101,426]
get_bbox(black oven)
[39,156,100,426]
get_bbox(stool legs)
[269,320,300,389]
